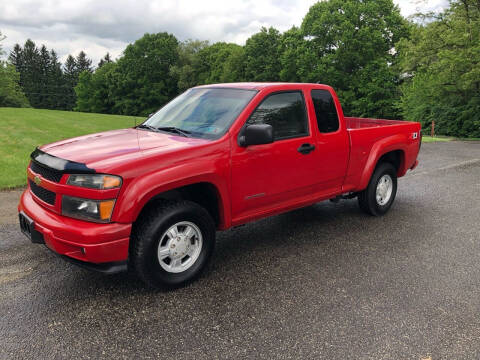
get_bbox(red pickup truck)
[18,83,421,288]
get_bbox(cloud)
[394,0,449,17]
[0,0,449,66]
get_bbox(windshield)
[142,88,257,139]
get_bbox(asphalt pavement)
[1,141,480,359]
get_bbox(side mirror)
[148,113,154,118]
[239,124,274,147]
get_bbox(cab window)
[311,90,339,133]
[247,91,308,140]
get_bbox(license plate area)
[19,212,44,244]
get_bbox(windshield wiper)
[156,127,192,137]
[136,124,159,132]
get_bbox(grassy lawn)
[0,107,144,189]
[422,136,480,142]
[421,136,453,143]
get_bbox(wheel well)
[377,150,404,174]
[136,182,222,228]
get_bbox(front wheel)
[358,162,398,216]
[131,200,216,288]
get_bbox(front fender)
[113,161,231,228]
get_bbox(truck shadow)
[38,197,414,299]
[64,199,374,291]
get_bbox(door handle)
[297,143,315,154]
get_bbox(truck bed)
[345,117,409,129]
[343,116,421,192]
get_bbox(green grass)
[422,136,480,142]
[421,136,454,143]
[0,107,143,189]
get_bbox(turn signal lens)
[103,176,121,189]
[67,174,122,189]
[99,200,115,221]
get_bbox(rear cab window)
[311,89,339,133]
[247,91,309,140]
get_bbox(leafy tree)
[299,0,408,117]
[110,32,179,116]
[0,64,30,107]
[194,42,245,84]
[0,32,30,107]
[398,0,480,137]
[169,39,210,91]
[220,45,246,83]
[279,26,304,82]
[244,27,282,81]
[75,62,117,113]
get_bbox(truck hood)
[40,128,210,169]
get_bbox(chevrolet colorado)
[18,83,421,288]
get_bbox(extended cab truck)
[18,83,421,288]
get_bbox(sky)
[0,0,449,66]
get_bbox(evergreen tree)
[47,50,65,109]
[8,44,23,70]
[98,52,112,68]
[76,51,93,73]
[63,55,78,110]
[20,39,42,107]
[38,45,51,107]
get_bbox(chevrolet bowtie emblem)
[33,175,42,186]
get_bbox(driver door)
[230,90,321,224]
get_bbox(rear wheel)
[358,162,397,216]
[131,200,215,288]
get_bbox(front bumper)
[18,189,131,266]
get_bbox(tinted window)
[247,92,308,140]
[311,90,339,133]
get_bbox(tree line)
[7,40,98,110]
[1,0,479,137]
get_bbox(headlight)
[62,196,116,223]
[67,174,122,189]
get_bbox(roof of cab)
[194,82,330,91]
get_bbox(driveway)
[1,141,479,359]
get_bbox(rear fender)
[358,134,407,190]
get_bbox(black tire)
[358,162,397,216]
[131,200,216,289]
